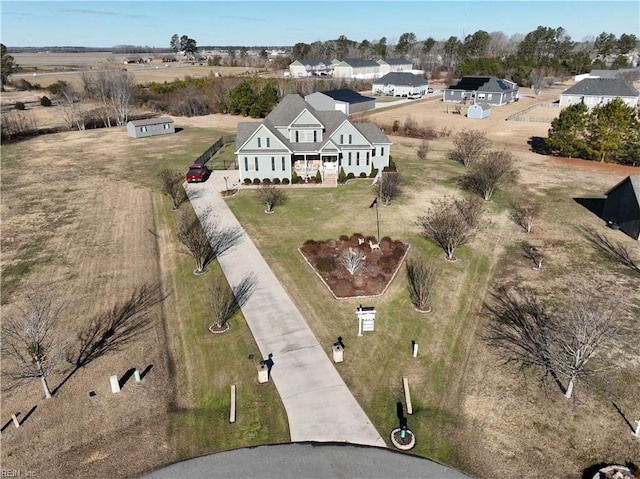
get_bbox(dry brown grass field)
[1,65,639,478]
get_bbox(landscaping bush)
[243,178,252,185]
[252,178,261,185]
[346,172,355,180]
[370,166,379,178]
[302,239,320,255]
[291,171,300,184]
[40,96,52,107]
[359,172,367,178]
[14,101,25,111]
[316,256,336,272]
[262,178,271,185]
[339,234,350,242]
[338,167,347,184]
[314,170,322,184]
[272,178,281,185]
[282,178,290,185]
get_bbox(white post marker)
[11,414,20,428]
[634,420,640,437]
[230,385,237,423]
[134,369,141,382]
[412,343,418,357]
[110,375,121,393]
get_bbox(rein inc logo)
[1,471,36,477]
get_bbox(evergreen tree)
[586,98,638,163]
[228,80,257,116]
[545,103,588,158]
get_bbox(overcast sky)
[2,1,639,48]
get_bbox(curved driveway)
[185,173,384,447]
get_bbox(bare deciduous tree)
[80,69,135,127]
[0,109,38,140]
[462,150,518,201]
[255,183,287,212]
[512,199,540,233]
[56,82,87,131]
[177,209,242,274]
[70,283,166,369]
[341,247,366,275]
[209,274,257,332]
[521,241,545,269]
[379,171,401,206]
[416,140,429,161]
[159,168,187,210]
[484,287,630,399]
[418,197,482,261]
[449,129,490,166]
[581,227,640,275]
[405,257,436,312]
[1,287,67,398]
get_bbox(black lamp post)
[223,176,229,191]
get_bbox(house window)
[295,131,299,142]
[141,126,147,132]
[348,134,352,144]
[257,138,261,147]
[381,147,385,156]
[244,157,248,171]
[356,152,360,166]
[266,137,270,147]
[281,157,285,170]
[340,134,344,144]
[271,157,275,171]
[372,148,376,157]
[255,157,259,171]
[487,94,492,100]
[348,152,352,166]
[313,131,317,142]
[366,151,370,165]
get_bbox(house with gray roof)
[126,117,175,138]
[372,72,428,97]
[235,94,391,185]
[305,89,375,114]
[559,78,639,108]
[333,58,381,79]
[377,58,413,75]
[444,76,519,105]
[602,175,640,240]
[289,59,333,78]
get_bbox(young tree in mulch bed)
[405,257,436,312]
[208,274,257,333]
[300,233,409,298]
[255,183,287,213]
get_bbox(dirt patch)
[299,233,409,298]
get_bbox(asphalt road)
[141,443,474,479]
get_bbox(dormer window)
[295,131,299,142]
[257,138,261,147]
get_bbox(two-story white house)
[235,94,392,185]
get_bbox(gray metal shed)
[467,103,491,119]
[127,117,175,138]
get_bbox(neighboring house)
[377,58,413,75]
[574,67,640,82]
[127,117,175,138]
[333,59,381,79]
[289,59,333,77]
[235,94,391,185]
[602,175,640,240]
[467,103,491,119]
[372,72,427,97]
[305,89,376,115]
[558,78,639,108]
[444,76,519,105]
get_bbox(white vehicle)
[407,92,422,100]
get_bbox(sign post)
[356,305,376,336]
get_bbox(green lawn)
[224,152,496,469]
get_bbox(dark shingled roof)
[448,76,518,93]
[606,176,640,204]
[374,72,427,87]
[380,58,412,65]
[562,78,639,97]
[320,89,375,104]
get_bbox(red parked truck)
[185,164,209,183]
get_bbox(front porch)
[292,154,340,186]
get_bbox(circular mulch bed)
[208,323,231,334]
[390,428,416,450]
